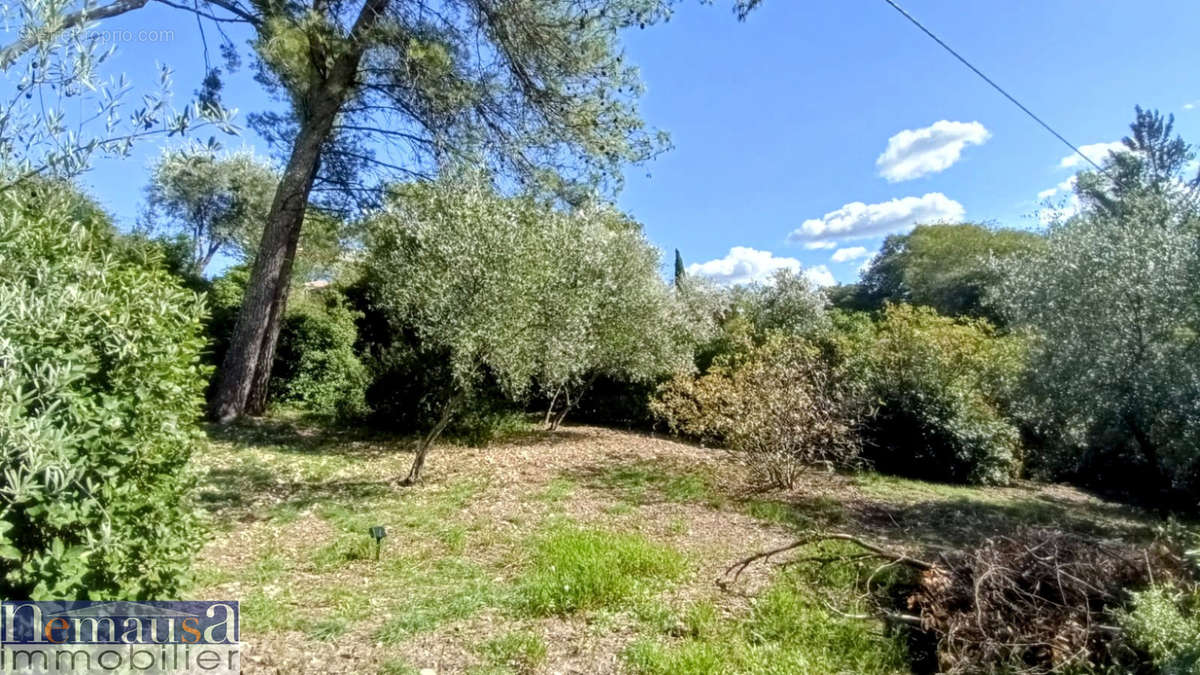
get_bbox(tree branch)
[718,533,934,588]
[0,0,150,70]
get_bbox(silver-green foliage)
[144,146,278,277]
[0,0,236,189]
[997,148,1200,487]
[0,184,208,598]
[368,177,695,405]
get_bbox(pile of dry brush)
[721,528,1192,673]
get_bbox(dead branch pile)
[909,528,1181,673]
[721,528,1187,674]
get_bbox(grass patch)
[853,472,1001,504]
[743,496,846,531]
[535,476,576,503]
[311,533,376,570]
[583,461,724,507]
[373,556,500,643]
[306,617,348,641]
[241,589,294,633]
[624,541,912,674]
[515,525,686,616]
[476,630,548,674]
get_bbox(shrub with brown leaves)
[652,334,863,488]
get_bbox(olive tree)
[368,176,694,483]
[0,0,234,189]
[536,203,696,429]
[997,108,1200,496]
[143,146,346,284]
[144,147,278,278]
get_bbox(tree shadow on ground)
[559,458,727,507]
[205,415,587,457]
[196,465,394,523]
[852,495,1157,551]
[205,416,406,457]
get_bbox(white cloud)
[857,255,876,277]
[876,120,990,182]
[687,247,836,287]
[687,247,800,286]
[1059,141,1128,169]
[804,265,836,288]
[1038,175,1078,200]
[831,246,870,263]
[788,193,965,242]
[804,240,837,250]
[1184,101,1198,111]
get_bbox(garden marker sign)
[0,601,239,673]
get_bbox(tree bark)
[209,109,333,423]
[209,0,389,423]
[400,388,465,486]
[543,387,562,428]
[244,220,304,416]
[549,372,600,431]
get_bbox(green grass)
[475,630,548,674]
[514,525,687,616]
[373,556,500,643]
[623,541,913,674]
[584,461,725,507]
[535,476,577,503]
[306,617,348,641]
[743,496,846,531]
[311,533,377,570]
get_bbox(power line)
[880,0,1112,177]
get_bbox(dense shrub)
[689,270,826,374]
[998,188,1200,501]
[0,186,207,599]
[653,334,863,488]
[1117,585,1200,673]
[271,290,370,422]
[837,304,1026,485]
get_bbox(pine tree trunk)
[244,225,303,416]
[209,0,391,424]
[210,101,337,423]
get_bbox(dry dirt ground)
[189,419,1158,674]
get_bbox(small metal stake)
[369,526,387,561]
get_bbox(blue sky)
[73,0,1200,285]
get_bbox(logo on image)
[1,601,239,673]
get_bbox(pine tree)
[674,249,686,288]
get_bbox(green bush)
[836,304,1026,485]
[1117,585,1200,673]
[0,185,208,599]
[271,290,370,422]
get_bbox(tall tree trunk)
[244,222,304,416]
[208,0,389,424]
[210,103,337,423]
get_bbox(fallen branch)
[717,532,933,588]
